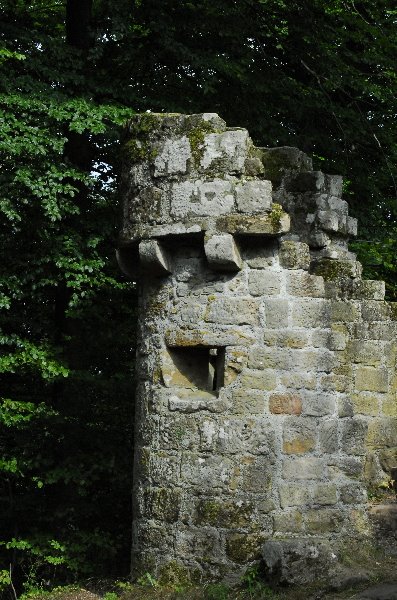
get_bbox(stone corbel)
[139,239,172,276]
[204,233,242,272]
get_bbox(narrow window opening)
[163,346,225,395]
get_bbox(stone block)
[302,392,336,417]
[170,179,235,218]
[281,372,317,390]
[320,374,349,392]
[248,346,279,369]
[171,299,206,325]
[181,453,234,490]
[240,455,273,492]
[140,451,181,486]
[305,508,341,533]
[216,210,290,236]
[311,329,347,350]
[204,233,242,271]
[346,340,383,366]
[168,392,228,414]
[201,129,250,173]
[235,179,272,213]
[279,484,310,508]
[282,418,316,454]
[243,240,278,268]
[361,300,393,322]
[261,146,313,186]
[139,239,171,275]
[133,520,170,551]
[328,456,364,479]
[330,300,360,323]
[264,298,289,328]
[355,366,388,392]
[140,487,182,522]
[340,483,367,504]
[205,296,259,325]
[239,368,277,391]
[195,498,252,528]
[282,456,325,480]
[199,417,276,456]
[273,510,303,533]
[165,325,257,348]
[316,210,339,232]
[231,389,265,414]
[285,171,325,192]
[263,329,309,349]
[174,527,223,561]
[286,271,325,297]
[154,136,191,176]
[339,418,368,456]
[351,393,380,416]
[382,396,397,417]
[269,393,302,415]
[346,216,358,236]
[223,348,248,385]
[324,174,343,197]
[291,298,329,328]
[248,270,282,296]
[226,532,264,563]
[312,484,337,506]
[262,538,336,585]
[158,416,199,450]
[366,418,397,449]
[279,240,310,270]
[312,258,362,281]
[319,420,338,454]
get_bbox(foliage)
[0,0,136,596]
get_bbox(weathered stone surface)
[205,296,259,325]
[139,239,171,275]
[286,271,325,297]
[154,136,191,176]
[216,210,290,236]
[204,233,242,271]
[248,270,282,296]
[170,179,235,217]
[269,393,302,415]
[279,240,311,270]
[235,179,272,213]
[120,112,397,586]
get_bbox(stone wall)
[118,113,397,585]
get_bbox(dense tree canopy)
[0,0,396,596]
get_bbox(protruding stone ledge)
[168,390,229,413]
[216,209,290,237]
[165,326,257,348]
[204,234,242,272]
[139,239,171,276]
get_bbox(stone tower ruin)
[118,113,397,585]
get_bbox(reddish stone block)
[269,393,302,415]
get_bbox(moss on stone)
[123,138,158,162]
[225,533,263,563]
[312,259,356,281]
[186,121,214,164]
[158,561,200,586]
[195,499,253,528]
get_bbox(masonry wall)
[119,113,397,585]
